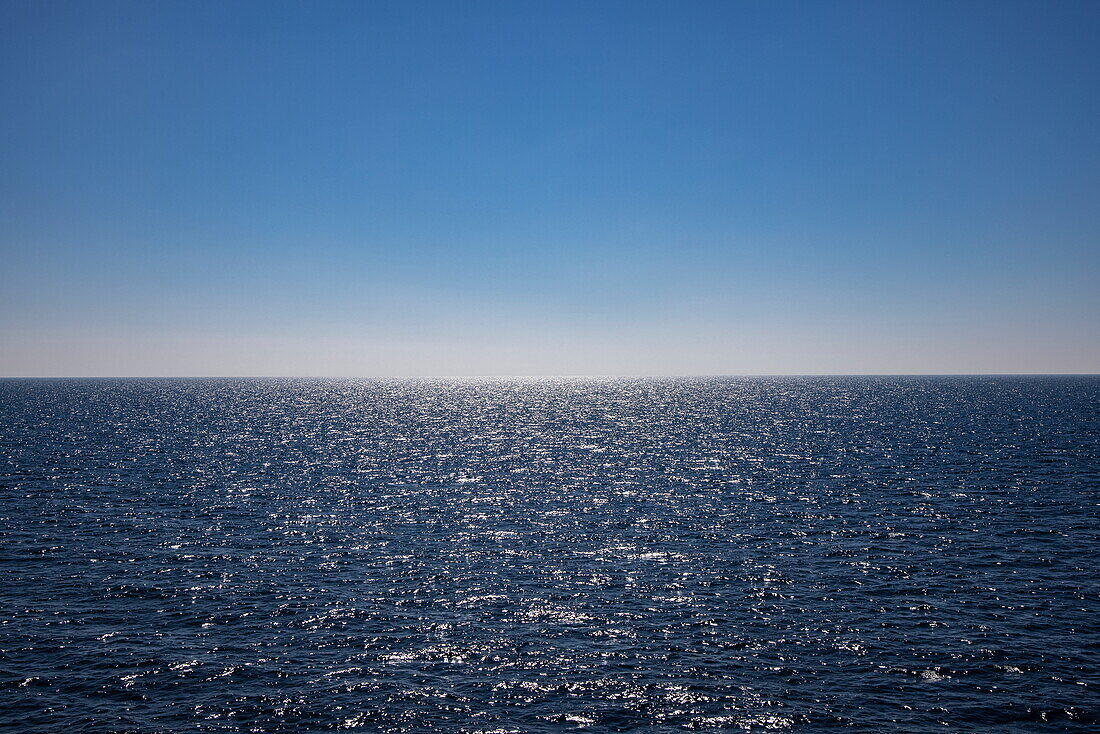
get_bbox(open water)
[1,377,1097,732]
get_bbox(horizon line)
[2,373,1098,380]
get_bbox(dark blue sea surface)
[1,377,1097,732]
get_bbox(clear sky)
[1,0,1097,376]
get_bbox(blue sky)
[1,0,1098,375]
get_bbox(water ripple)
[1,377,1098,731]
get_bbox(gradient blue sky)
[2,0,1098,375]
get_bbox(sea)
[1,376,1097,732]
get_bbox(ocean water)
[1,376,1097,732]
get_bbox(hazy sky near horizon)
[2,0,1098,376]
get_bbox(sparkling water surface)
[1,377,1097,732]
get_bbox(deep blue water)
[1,377,1097,732]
